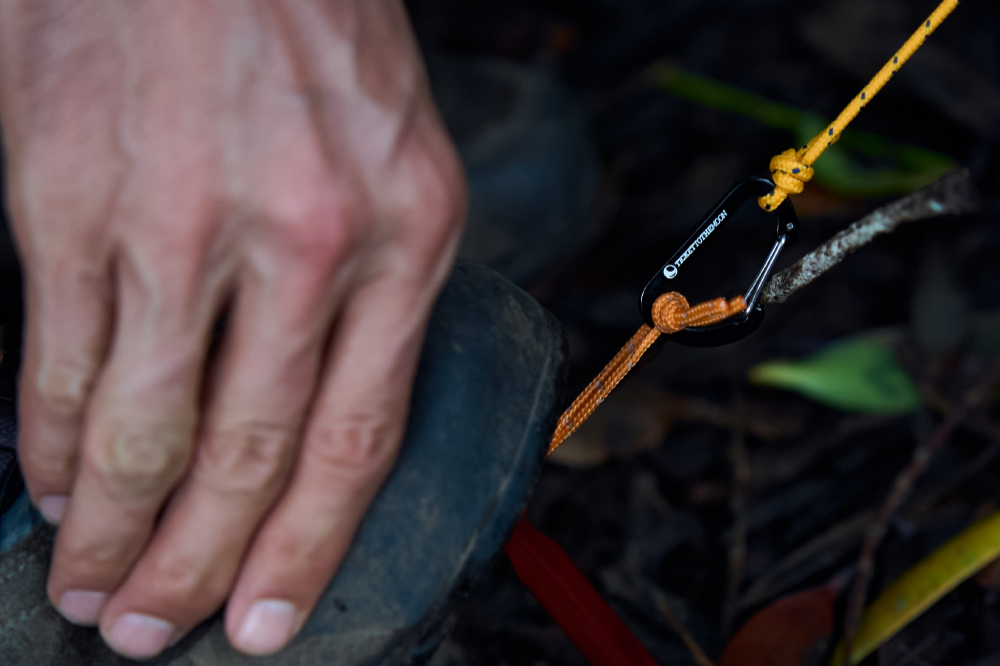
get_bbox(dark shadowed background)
[402,0,1000,664]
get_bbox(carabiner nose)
[638,177,798,347]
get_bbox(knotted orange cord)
[516,4,962,664]
[546,0,959,459]
[518,291,746,664]
[759,0,959,212]
[547,291,746,455]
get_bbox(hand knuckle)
[427,161,467,231]
[33,357,97,419]
[88,421,193,501]
[58,531,131,570]
[21,442,77,482]
[196,421,296,498]
[259,527,337,583]
[267,189,362,265]
[144,554,231,606]
[398,152,466,273]
[306,412,398,478]
[414,147,466,230]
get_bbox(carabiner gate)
[639,177,798,347]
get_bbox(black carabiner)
[638,177,798,347]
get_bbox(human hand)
[0,0,464,658]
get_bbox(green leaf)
[747,337,921,414]
[793,117,954,199]
[649,63,955,199]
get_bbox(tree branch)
[761,169,981,305]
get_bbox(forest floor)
[407,0,1000,664]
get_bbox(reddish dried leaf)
[718,584,837,666]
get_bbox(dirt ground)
[406,0,1000,664]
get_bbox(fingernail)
[106,613,175,659]
[58,590,107,625]
[236,599,300,655]
[38,495,68,524]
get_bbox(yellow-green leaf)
[831,509,1000,665]
[748,337,920,414]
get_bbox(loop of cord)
[547,292,746,455]
[758,0,959,212]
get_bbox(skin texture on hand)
[0,0,465,659]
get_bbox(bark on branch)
[761,169,981,305]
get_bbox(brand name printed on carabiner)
[663,209,727,279]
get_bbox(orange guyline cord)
[545,0,959,457]
[547,292,746,454]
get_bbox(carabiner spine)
[639,177,798,346]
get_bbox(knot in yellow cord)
[758,148,814,211]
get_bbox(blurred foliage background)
[406,1,1000,664]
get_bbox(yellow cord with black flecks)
[758,0,959,212]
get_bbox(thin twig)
[892,633,939,666]
[840,358,1000,665]
[721,388,750,636]
[739,423,1000,614]
[738,510,873,613]
[751,415,895,492]
[653,589,716,666]
[762,169,980,305]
